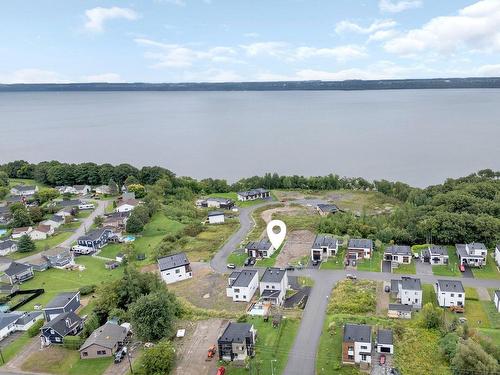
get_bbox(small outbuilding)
[208,211,225,224]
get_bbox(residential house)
[198,197,234,210]
[116,253,125,263]
[347,239,373,260]
[29,225,54,240]
[217,322,256,361]
[14,311,44,331]
[237,188,270,201]
[0,313,22,340]
[55,199,82,208]
[55,186,77,195]
[10,185,38,196]
[43,291,81,322]
[11,226,33,239]
[28,256,50,272]
[158,252,192,284]
[387,304,412,319]
[390,277,422,309]
[115,199,139,213]
[311,234,338,262]
[0,262,34,285]
[316,203,340,216]
[73,185,91,195]
[77,228,115,250]
[103,212,129,230]
[41,215,65,229]
[455,243,487,267]
[208,211,225,224]
[342,323,372,365]
[42,247,74,269]
[259,268,288,306]
[0,206,12,225]
[493,290,500,313]
[245,239,275,259]
[436,280,465,308]
[384,245,412,264]
[421,245,449,265]
[79,322,128,359]
[95,185,111,195]
[376,329,394,354]
[40,311,83,346]
[226,270,259,302]
[0,239,17,257]
[56,206,75,218]
[495,244,500,267]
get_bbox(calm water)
[1,89,499,187]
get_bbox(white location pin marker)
[267,220,287,249]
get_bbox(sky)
[1,0,500,83]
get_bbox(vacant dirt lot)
[258,204,312,237]
[275,230,315,267]
[173,319,228,375]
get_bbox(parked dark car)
[312,259,319,267]
[285,266,295,271]
[244,257,256,266]
[114,346,127,364]
[384,285,391,293]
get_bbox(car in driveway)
[459,264,465,272]
[312,259,319,267]
[380,354,386,365]
[114,346,127,363]
[346,274,357,280]
[244,257,256,266]
[227,263,236,269]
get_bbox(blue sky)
[1,0,499,83]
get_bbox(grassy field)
[255,243,284,268]
[320,248,345,270]
[8,178,49,189]
[1,333,32,364]
[432,246,460,277]
[247,203,284,241]
[21,346,111,375]
[356,250,382,272]
[208,192,272,208]
[464,300,490,328]
[18,256,124,310]
[328,280,376,315]
[9,231,74,259]
[471,257,500,279]
[393,262,416,274]
[223,317,300,375]
[422,284,437,306]
[227,251,247,266]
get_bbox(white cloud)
[379,0,422,13]
[84,7,138,32]
[0,68,70,84]
[335,19,396,34]
[476,64,500,76]
[83,73,124,83]
[384,0,500,55]
[368,29,399,42]
[293,45,367,62]
[240,42,289,57]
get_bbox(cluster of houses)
[309,235,373,262]
[237,188,270,202]
[342,324,393,367]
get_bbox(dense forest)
[1,160,499,246]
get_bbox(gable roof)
[42,311,82,337]
[388,303,413,312]
[237,188,269,197]
[219,322,253,344]
[437,280,464,293]
[117,199,139,207]
[312,234,337,249]
[348,238,373,249]
[12,227,31,234]
[317,204,339,213]
[4,262,31,276]
[385,245,412,256]
[377,329,393,345]
[80,322,127,351]
[78,228,111,242]
[56,199,82,207]
[12,185,36,192]
[15,311,43,325]
[230,270,258,288]
[0,239,17,251]
[48,215,65,223]
[208,211,224,217]
[45,291,79,309]
[206,197,232,204]
[34,225,52,233]
[246,239,272,251]
[399,277,422,291]
[466,242,486,250]
[158,252,190,271]
[261,267,286,283]
[0,312,22,330]
[426,245,448,256]
[343,323,372,343]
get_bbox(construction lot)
[173,319,228,375]
[275,229,315,267]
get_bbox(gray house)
[0,240,18,257]
[77,228,115,250]
[0,262,34,285]
[311,234,338,261]
[42,247,74,269]
[43,291,81,322]
[218,322,256,361]
[79,322,128,359]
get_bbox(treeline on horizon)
[1,160,499,246]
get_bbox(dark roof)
[56,199,82,207]
[312,234,337,249]
[385,245,411,256]
[343,323,372,343]
[219,322,253,344]
[49,215,65,223]
[45,291,79,309]
[426,245,448,256]
[78,228,111,242]
[400,277,422,291]
[80,322,127,351]
[377,329,393,345]
[261,267,286,283]
[466,242,486,250]
[104,211,131,219]
[0,240,16,251]
[238,188,269,197]
[437,280,464,293]
[42,311,82,337]
[388,303,413,312]
[261,289,281,298]
[390,279,400,292]
[158,252,190,271]
[230,270,258,288]
[15,311,43,325]
[0,312,22,330]
[12,185,36,192]
[4,262,31,276]
[208,211,224,217]
[317,204,339,213]
[246,239,272,251]
[206,197,232,204]
[348,239,373,249]
[455,244,483,259]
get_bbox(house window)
[175,269,180,274]
[361,345,367,350]
[271,285,275,289]
[348,346,354,351]
[458,294,462,297]
[243,296,246,299]
[82,352,88,357]
[234,289,240,293]
[451,293,454,297]
[55,337,61,342]
[361,354,367,361]
[348,355,354,360]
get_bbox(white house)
[95,185,111,195]
[387,304,412,319]
[436,280,465,308]
[14,311,44,331]
[0,313,22,341]
[29,225,54,240]
[208,211,225,224]
[10,185,38,196]
[493,290,500,313]
[237,188,270,201]
[342,324,372,365]
[56,186,77,195]
[455,243,487,267]
[245,239,275,259]
[158,252,192,284]
[11,227,33,239]
[384,245,412,264]
[0,240,18,257]
[495,244,500,268]
[115,199,139,213]
[73,185,91,195]
[390,277,422,309]
[347,239,373,260]
[226,270,259,302]
[202,197,234,210]
[376,329,394,355]
[421,245,449,265]
[311,234,338,262]
[42,215,65,229]
[259,268,288,306]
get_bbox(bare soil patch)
[376,282,389,316]
[173,319,228,375]
[275,230,315,267]
[258,204,310,238]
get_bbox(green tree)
[129,290,180,341]
[18,234,36,253]
[35,188,59,204]
[452,338,499,375]
[127,183,146,198]
[419,303,443,329]
[28,206,43,223]
[439,332,459,362]
[108,179,119,195]
[11,208,33,227]
[8,202,25,213]
[0,187,8,200]
[0,171,9,187]
[124,175,140,186]
[93,215,104,227]
[81,312,101,339]
[139,339,176,375]
[126,214,144,233]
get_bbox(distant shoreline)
[1,77,500,92]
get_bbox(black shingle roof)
[230,270,258,288]
[377,329,393,345]
[45,291,79,309]
[312,234,337,249]
[343,323,372,343]
[246,239,272,251]
[348,239,373,249]
[42,311,82,337]
[158,252,190,271]
[4,262,31,276]
[219,322,253,343]
[385,245,411,256]
[78,228,111,242]
[261,267,286,283]
[437,280,464,293]
[388,303,413,312]
[0,240,16,251]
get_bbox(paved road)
[16,200,110,264]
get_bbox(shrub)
[62,335,84,350]
[328,280,376,314]
[27,319,44,337]
[78,285,96,296]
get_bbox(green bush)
[62,335,84,350]
[27,319,44,337]
[78,285,96,296]
[328,280,376,314]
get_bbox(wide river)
[1,89,499,187]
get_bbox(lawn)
[471,257,500,279]
[356,250,382,272]
[10,231,73,259]
[247,203,284,241]
[328,280,376,315]
[393,262,416,274]
[1,333,32,364]
[8,178,49,189]
[422,284,437,306]
[209,192,273,208]
[481,300,500,329]
[255,242,284,268]
[320,248,345,270]
[21,346,111,375]
[227,251,247,267]
[432,246,460,277]
[223,317,300,375]
[477,328,500,342]
[464,300,490,329]
[18,256,124,310]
